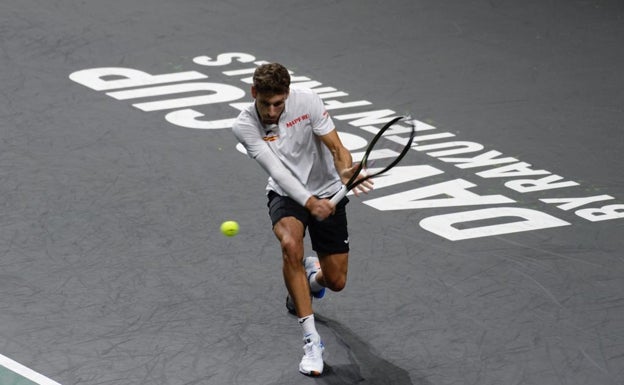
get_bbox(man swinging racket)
[231,62,372,376]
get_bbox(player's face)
[253,89,288,125]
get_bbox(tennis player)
[231,63,371,376]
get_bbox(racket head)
[345,115,415,191]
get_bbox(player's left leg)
[307,195,349,294]
[312,252,348,292]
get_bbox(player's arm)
[254,149,335,220]
[319,129,373,196]
[318,129,352,184]
[233,121,334,219]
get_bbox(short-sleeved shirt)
[232,88,342,205]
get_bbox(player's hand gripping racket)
[330,115,416,205]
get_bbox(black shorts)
[267,190,350,254]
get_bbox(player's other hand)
[341,163,374,197]
[306,196,335,221]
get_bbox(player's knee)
[280,236,301,258]
[325,275,347,292]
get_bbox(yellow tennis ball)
[220,220,239,237]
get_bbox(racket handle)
[329,185,348,206]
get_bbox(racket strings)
[346,116,415,190]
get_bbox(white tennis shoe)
[299,333,324,376]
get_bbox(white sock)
[309,273,324,293]
[298,314,318,338]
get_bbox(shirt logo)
[286,113,310,128]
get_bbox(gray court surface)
[2,1,624,384]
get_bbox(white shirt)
[232,88,342,206]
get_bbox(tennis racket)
[330,115,416,205]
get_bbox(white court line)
[0,354,62,385]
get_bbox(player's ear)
[251,86,257,99]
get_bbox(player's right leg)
[273,216,312,317]
[268,192,324,376]
[273,217,324,376]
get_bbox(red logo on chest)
[285,114,310,128]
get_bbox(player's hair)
[253,63,290,95]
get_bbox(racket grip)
[329,185,347,206]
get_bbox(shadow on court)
[267,312,423,385]
[314,314,428,385]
